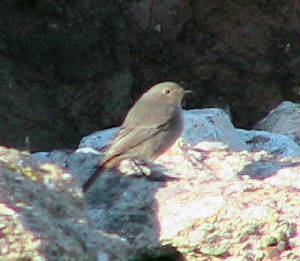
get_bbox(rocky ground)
[0,102,299,261]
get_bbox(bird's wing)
[122,99,175,126]
[102,120,170,163]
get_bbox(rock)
[80,138,300,261]
[120,0,192,39]
[182,109,247,150]
[78,109,247,151]
[0,146,134,261]
[32,149,102,186]
[78,128,119,150]
[23,106,300,260]
[78,108,300,157]
[254,101,300,145]
[29,108,300,260]
[238,129,300,157]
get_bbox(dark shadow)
[84,161,184,260]
[237,160,300,179]
[31,148,183,260]
[136,246,184,261]
[1,147,185,260]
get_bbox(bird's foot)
[118,158,179,181]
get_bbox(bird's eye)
[164,88,171,95]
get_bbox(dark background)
[0,0,299,151]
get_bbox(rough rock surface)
[254,101,300,145]
[29,108,300,261]
[238,129,300,157]
[77,108,299,157]
[33,140,300,261]
[77,108,247,151]
[0,147,133,261]
[155,142,300,261]
[0,0,299,150]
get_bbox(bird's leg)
[118,158,152,177]
[118,158,179,181]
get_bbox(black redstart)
[82,82,189,192]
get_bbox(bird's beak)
[184,90,192,94]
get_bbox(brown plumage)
[82,82,188,192]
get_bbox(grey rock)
[0,146,135,261]
[238,129,300,157]
[79,128,119,150]
[254,101,300,145]
[79,109,247,151]
[28,107,300,260]
[182,109,247,150]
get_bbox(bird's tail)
[82,165,105,193]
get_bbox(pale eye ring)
[164,88,171,95]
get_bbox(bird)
[82,81,189,192]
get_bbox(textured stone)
[0,146,134,261]
[254,101,300,145]
[31,108,300,260]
